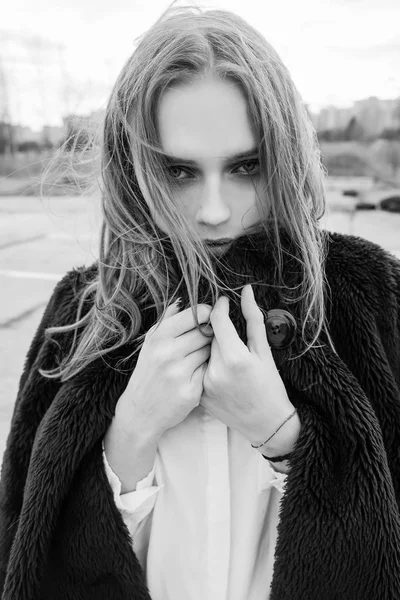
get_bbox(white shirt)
[103,403,288,600]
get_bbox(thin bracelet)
[250,409,297,449]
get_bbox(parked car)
[357,186,400,212]
[342,189,359,197]
[380,196,400,213]
[355,202,376,211]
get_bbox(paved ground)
[0,193,102,460]
[1,185,400,460]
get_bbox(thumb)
[241,285,269,356]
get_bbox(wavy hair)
[40,1,330,381]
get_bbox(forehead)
[157,76,257,161]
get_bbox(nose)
[195,180,230,227]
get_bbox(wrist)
[105,396,160,495]
[250,409,301,457]
[115,391,163,447]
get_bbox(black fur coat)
[1,229,400,600]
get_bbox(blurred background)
[1,0,400,458]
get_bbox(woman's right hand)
[117,299,214,441]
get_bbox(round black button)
[266,309,297,349]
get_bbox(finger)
[186,344,211,376]
[165,304,213,338]
[176,325,213,357]
[240,285,270,357]
[210,331,222,362]
[190,359,208,388]
[146,298,180,335]
[209,296,246,357]
[163,298,182,318]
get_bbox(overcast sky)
[2,0,400,128]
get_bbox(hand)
[118,300,214,441]
[200,285,295,445]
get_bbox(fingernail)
[168,297,181,309]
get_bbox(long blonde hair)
[40,1,329,381]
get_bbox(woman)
[1,3,400,600]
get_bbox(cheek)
[240,204,263,228]
[172,188,197,218]
[149,187,196,230]
[230,184,262,221]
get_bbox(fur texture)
[1,229,400,600]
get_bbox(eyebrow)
[163,147,259,166]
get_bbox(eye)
[166,166,194,181]
[233,159,260,176]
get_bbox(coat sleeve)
[379,252,400,393]
[269,242,400,600]
[0,267,89,594]
[370,251,400,504]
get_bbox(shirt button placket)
[204,408,231,599]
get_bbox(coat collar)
[156,225,305,348]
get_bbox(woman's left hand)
[200,284,295,445]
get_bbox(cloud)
[323,36,400,58]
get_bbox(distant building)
[62,111,104,149]
[13,125,42,144]
[314,96,400,136]
[353,97,386,137]
[316,105,355,131]
[378,98,400,130]
[42,124,67,147]
[64,111,103,136]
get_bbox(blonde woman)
[1,3,400,600]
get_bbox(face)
[155,75,263,254]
